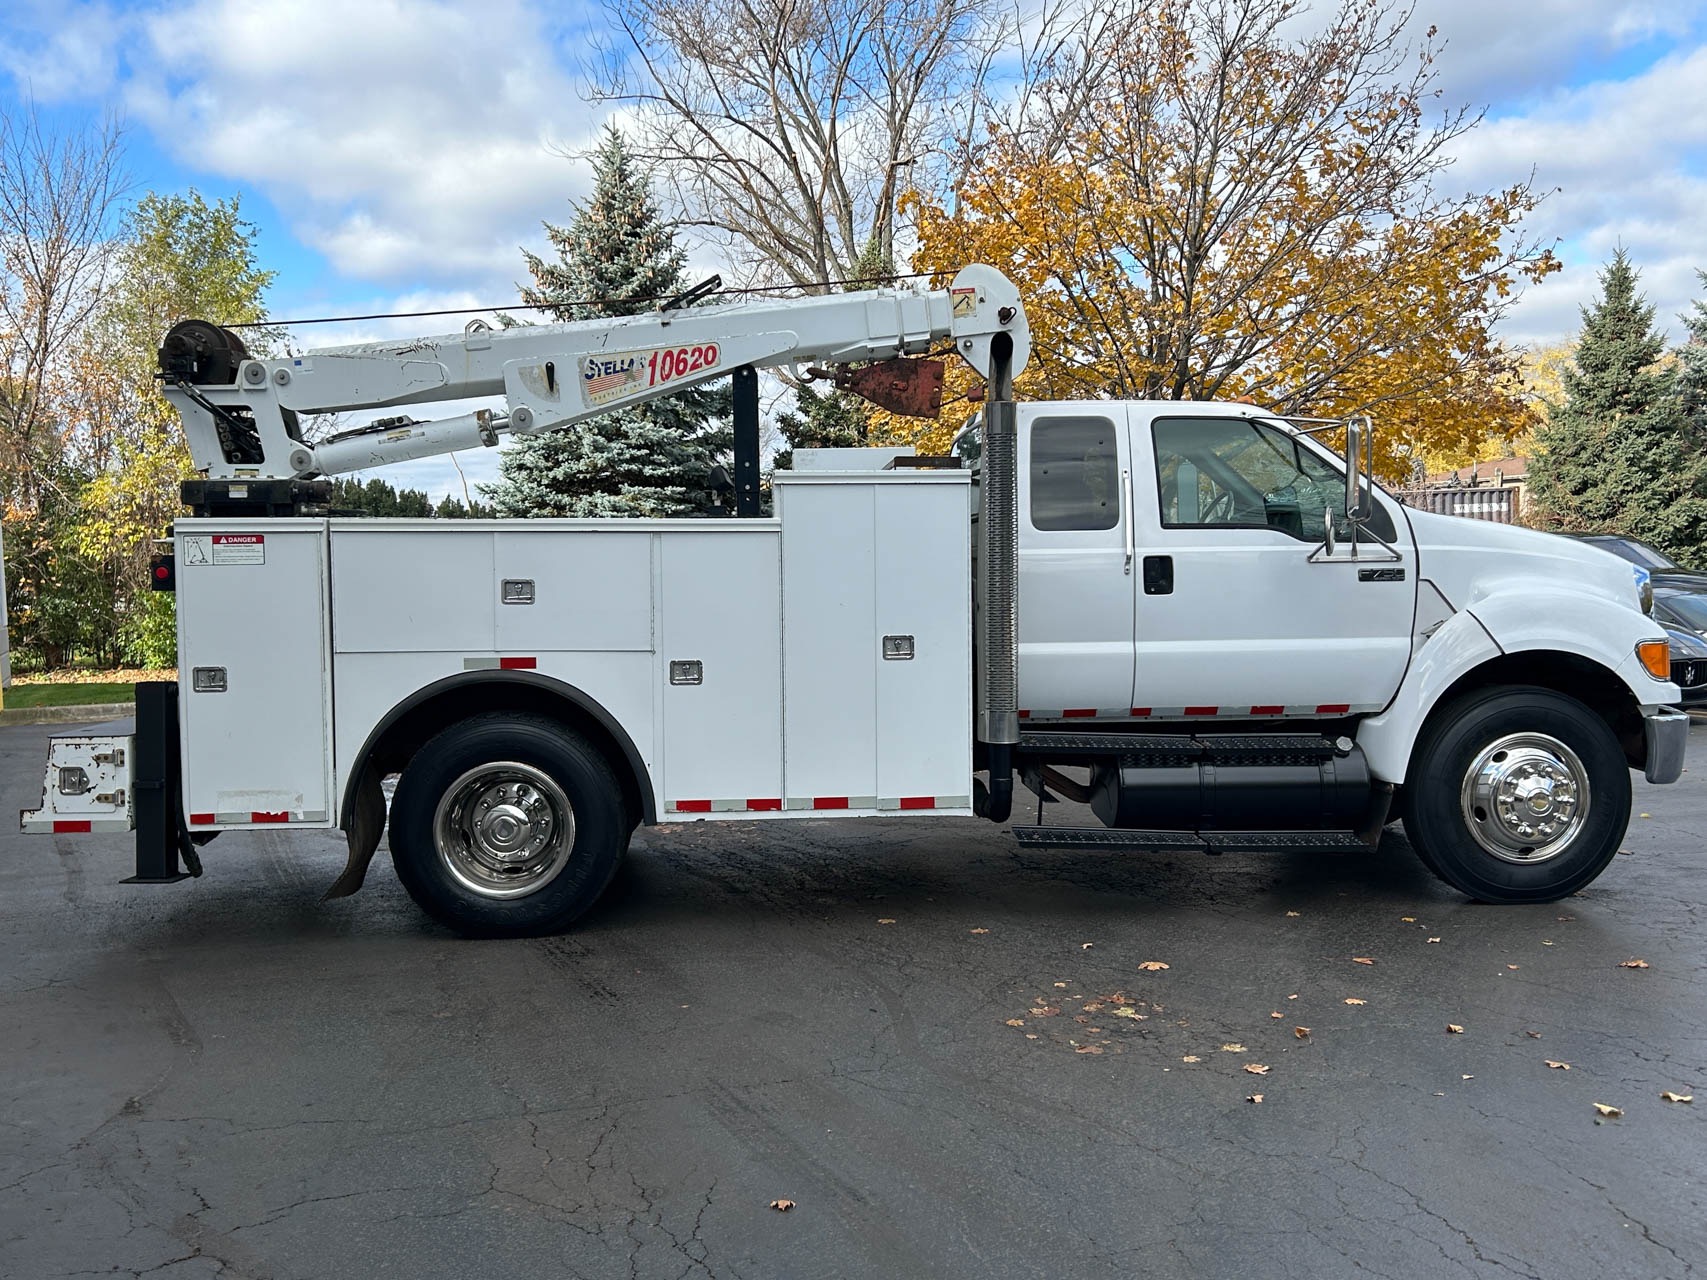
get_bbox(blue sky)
[3,0,1706,499]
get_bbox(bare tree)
[597,0,1012,290]
[0,106,126,508]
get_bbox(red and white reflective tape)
[464,656,538,671]
[188,810,330,827]
[21,816,132,835]
[669,795,972,815]
[1020,703,1369,722]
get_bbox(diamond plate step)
[1011,826,1371,853]
[1017,731,1345,766]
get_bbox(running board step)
[1016,731,1349,766]
[1011,826,1372,853]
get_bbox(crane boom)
[159,265,1029,484]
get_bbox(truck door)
[1130,411,1415,718]
[1015,407,1136,718]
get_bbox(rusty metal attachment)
[808,358,946,419]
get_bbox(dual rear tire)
[389,714,630,936]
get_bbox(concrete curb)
[0,702,135,727]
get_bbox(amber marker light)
[1637,640,1671,679]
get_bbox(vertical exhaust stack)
[976,332,1019,822]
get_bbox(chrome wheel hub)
[433,761,575,899]
[1460,732,1591,865]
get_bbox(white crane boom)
[159,265,1029,483]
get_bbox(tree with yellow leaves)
[905,0,1559,475]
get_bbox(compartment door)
[177,523,334,826]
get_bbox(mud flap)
[323,764,386,899]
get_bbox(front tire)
[390,714,629,936]
[1402,687,1631,903]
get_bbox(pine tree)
[485,127,730,517]
[1678,269,1707,426]
[1526,251,1707,562]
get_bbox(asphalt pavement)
[2,717,1704,1279]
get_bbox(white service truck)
[20,266,1688,934]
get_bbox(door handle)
[1143,555,1173,595]
[1121,467,1134,575]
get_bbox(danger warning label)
[182,534,265,566]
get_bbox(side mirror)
[1344,416,1371,525]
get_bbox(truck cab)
[1005,400,1686,904]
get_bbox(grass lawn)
[2,682,134,709]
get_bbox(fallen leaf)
[1246,1094,1264,1104]
[1244,1063,1271,1076]
[1004,1018,1025,1027]
[1462,1074,1474,1081]
[1220,1043,1247,1053]
[1024,1033,1038,1040]
[1353,957,1375,965]
[1661,1091,1693,1104]
[1075,1045,1104,1055]
[1507,965,1520,970]
[1270,1012,1283,1019]
[1294,1027,1311,1039]
[1427,937,1442,944]
[1138,961,1170,971]
[1081,942,1095,950]
[969,927,989,935]
[1525,1030,1543,1039]
[770,1199,795,1212]
[1072,1014,1090,1025]
[1112,1007,1143,1020]
[1182,1055,1202,1064]
[1639,812,1651,819]
[1287,993,1299,1000]
[1619,959,1651,970]
[1083,1002,1105,1013]
[1546,1060,1571,1070]
[1592,1102,1623,1118]
[877,918,896,925]
[1053,982,1069,988]
[1285,910,1301,917]
[1030,1006,1060,1017]
[1557,915,1576,922]
[1446,1024,1464,1034]
[1344,998,1367,1006]
[1541,940,1554,946]
[1401,916,1416,923]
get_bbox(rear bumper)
[1643,709,1690,784]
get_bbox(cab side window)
[1153,417,1394,543]
[1030,417,1119,531]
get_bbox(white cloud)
[122,0,608,290]
[1416,0,1700,106]
[1440,41,1707,346]
[0,1,130,101]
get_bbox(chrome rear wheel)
[433,761,576,899]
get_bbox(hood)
[1664,624,1707,658]
[1403,508,1647,613]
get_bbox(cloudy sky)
[2,0,1704,499]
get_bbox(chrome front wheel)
[1402,686,1630,903]
[1459,732,1592,865]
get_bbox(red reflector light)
[499,656,537,670]
[251,811,289,824]
[899,796,934,810]
[813,797,850,810]
[52,820,92,834]
[674,800,712,813]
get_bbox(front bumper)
[1644,709,1690,784]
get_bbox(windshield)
[1588,537,1679,571]
[1657,591,1707,632]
